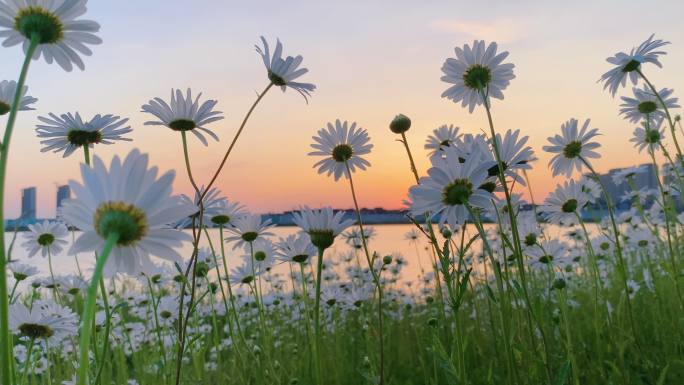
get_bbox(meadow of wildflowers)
[1,1,684,385]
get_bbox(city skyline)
[1,1,683,219]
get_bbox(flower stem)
[83,144,91,166]
[0,34,39,385]
[313,246,325,384]
[580,157,639,342]
[344,161,385,385]
[77,232,119,385]
[201,83,274,199]
[399,132,420,183]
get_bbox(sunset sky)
[1,0,684,218]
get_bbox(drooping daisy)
[425,125,461,158]
[619,85,679,123]
[408,145,492,230]
[9,300,77,341]
[21,220,68,258]
[0,0,101,71]
[579,176,602,204]
[176,186,227,229]
[256,36,315,101]
[276,233,316,264]
[292,207,355,250]
[0,79,36,115]
[59,149,195,276]
[630,117,665,153]
[35,112,132,158]
[309,119,373,181]
[541,180,589,226]
[441,40,515,112]
[543,118,601,177]
[600,34,669,96]
[141,88,224,146]
[223,214,275,250]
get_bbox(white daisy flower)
[408,145,492,230]
[276,233,316,264]
[176,186,227,229]
[309,119,373,181]
[525,239,569,270]
[0,79,36,115]
[579,176,601,204]
[292,207,355,250]
[8,262,38,281]
[630,117,665,153]
[21,220,68,258]
[425,124,460,158]
[9,299,77,342]
[487,128,536,185]
[57,274,87,296]
[141,88,224,146]
[541,179,589,226]
[0,0,101,71]
[441,40,515,112]
[599,34,669,96]
[403,229,420,242]
[543,118,601,177]
[619,85,679,123]
[59,149,195,276]
[36,112,132,157]
[209,199,247,227]
[256,36,315,101]
[223,214,275,250]
[611,165,648,186]
[230,258,260,286]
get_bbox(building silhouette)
[56,185,70,211]
[20,187,37,220]
[588,164,657,209]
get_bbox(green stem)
[83,144,91,166]
[344,161,385,385]
[580,157,639,342]
[0,34,39,385]
[313,246,325,384]
[77,232,119,385]
[399,132,420,183]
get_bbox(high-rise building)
[56,185,70,211]
[20,187,37,220]
[588,164,657,207]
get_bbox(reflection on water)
[5,223,596,287]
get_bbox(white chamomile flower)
[425,124,460,158]
[0,0,101,71]
[9,299,77,341]
[441,40,515,112]
[141,88,224,146]
[292,207,355,250]
[36,112,132,158]
[309,119,373,181]
[223,214,275,250]
[619,85,678,123]
[408,145,492,230]
[600,34,669,96]
[176,186,227,229]
[543,118,601,177]
[256,36,315,101]
[276,233,316,264]
[8,262,38,281]
[630,116,665,153]
[488,128,536,185]
[21,220,68,258]
[60,149,195,276]
[209,199,247,227]
[541,180,589,226]
[0,79,36,115]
